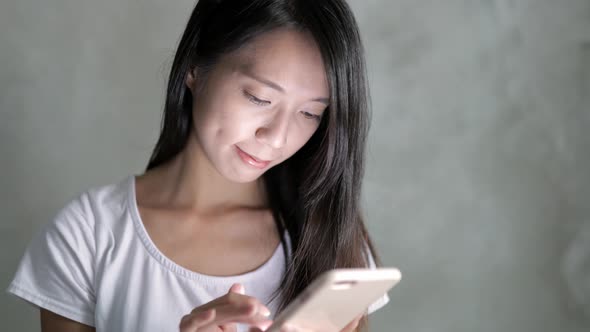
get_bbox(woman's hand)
[250,314,363,332]
[339,314,362,332]
[179,283,273,332]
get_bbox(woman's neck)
[143,134,268,214]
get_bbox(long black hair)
[146,0,380,330]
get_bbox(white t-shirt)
[7,175,389,331]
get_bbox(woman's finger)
[194,285,271,318]
[179,308,216,332]
[183,283,272,330]
[202,302,272,327]
[339,314,363,332]
[229,283,246,294]
[219,323,237,332]
[183,304,269,332]
[218,283,245,332]
[248,328,264,332]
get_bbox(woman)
[7,0,389,331]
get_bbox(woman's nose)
[255,111,289,149]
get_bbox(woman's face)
[186,28,329,183]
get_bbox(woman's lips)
[235,146,271,169]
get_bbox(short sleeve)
[366,246,390,315]
[6,196,96,327]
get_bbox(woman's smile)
[235,145,271,169]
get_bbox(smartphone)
[266,268,401,332]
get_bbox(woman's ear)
[185,67,197,92]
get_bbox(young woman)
[7,0,389,331]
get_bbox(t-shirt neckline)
[126,174,284,283]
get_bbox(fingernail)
[261,306,271,317]
[231,283,245,294]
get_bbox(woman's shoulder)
[5,175,136,327]
[49,175,135,233]
[83,174,135,213]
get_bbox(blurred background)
[1,0,589,331]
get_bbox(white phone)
[266,268,401,332]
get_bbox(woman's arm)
[40,309,95,332]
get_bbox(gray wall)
[1,0,589,331]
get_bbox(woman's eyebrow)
[238,65,330,105]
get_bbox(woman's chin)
[222,167,266,184]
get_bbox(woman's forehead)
[223,29,329,96]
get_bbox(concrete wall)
[1,0,589,331]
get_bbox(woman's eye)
[302,111,321,121]
[243,91,270,106]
